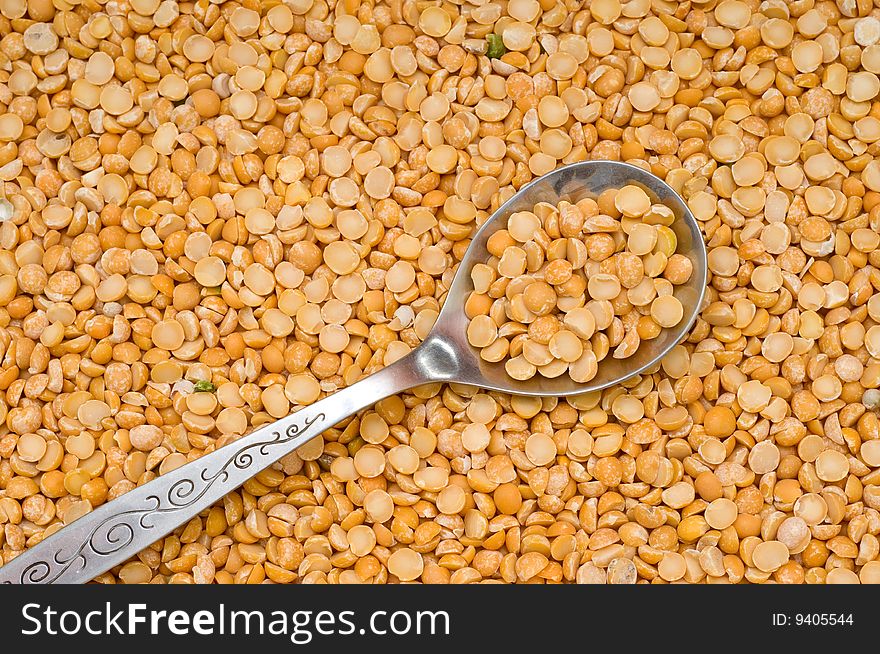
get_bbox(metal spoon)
[0,160,707,584]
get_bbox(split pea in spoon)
[0,160,707,584]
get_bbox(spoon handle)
[0,352,429,584]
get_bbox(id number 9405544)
[771,614,854,627]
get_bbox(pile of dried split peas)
[1,0,880,584]
[465,187,692,383]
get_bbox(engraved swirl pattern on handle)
[4,411,325,584]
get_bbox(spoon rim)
[427,159,709,397]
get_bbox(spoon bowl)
[0,160,708,584]
[423,160,708,396]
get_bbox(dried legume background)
[1,0,880,585]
